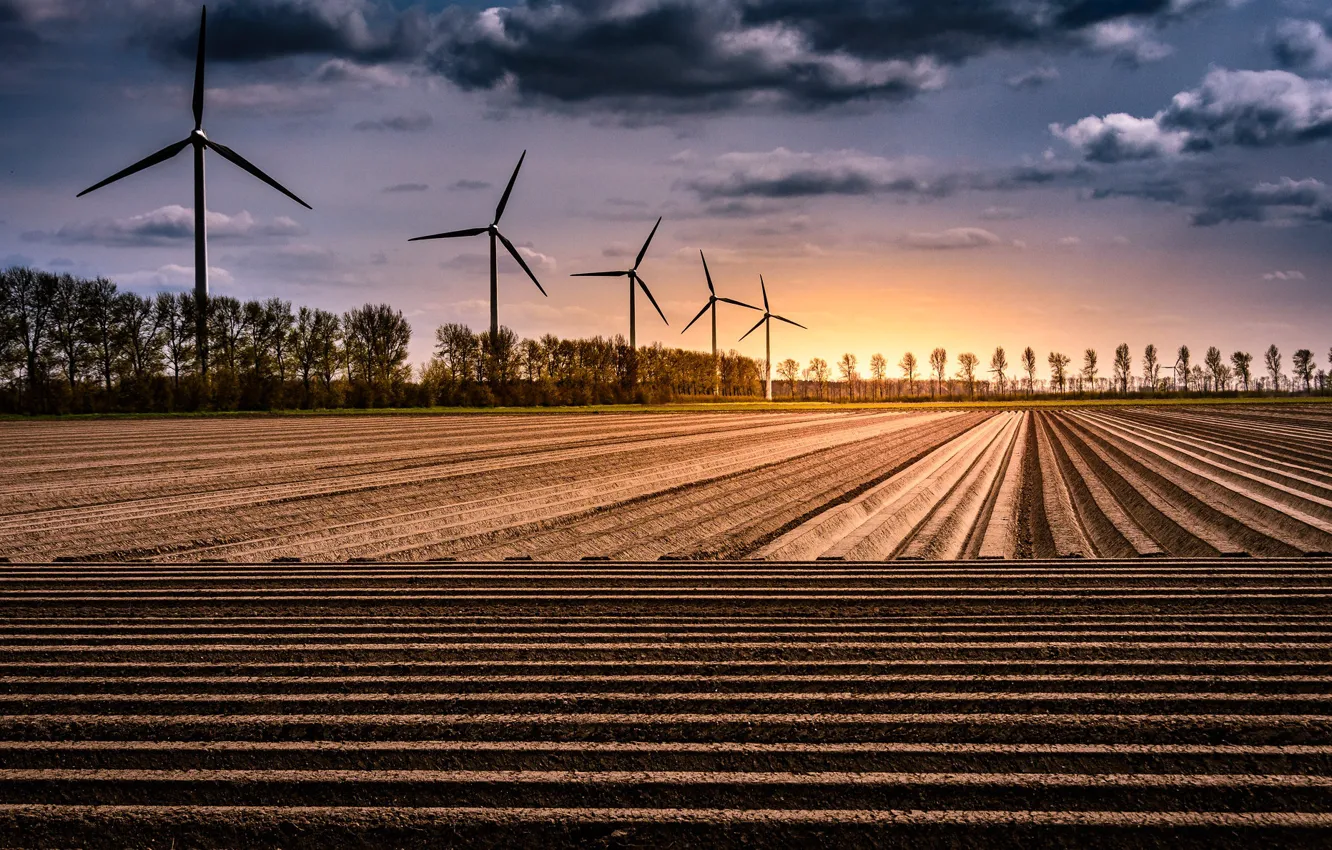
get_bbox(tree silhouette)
[1204,347,1225,392]
[957,352,979,397]
[990,346,1008,394]
[1113,343,1132,393]
[929,348,947,398]
[838,352,858,400]
[1294,349,1315,392]
[1081,349,1098,391]
[869,353,887,400]
[1048,351,1070,393]
[1176,345,1191,391]
[1231,351,1253,391]
[806,357,830,399]
[1021,346,1037,394]
[899,352,918,396]
[1143,344,1160,391]
[1266,345,1282,392]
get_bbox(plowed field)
[1,561,1330,846]
[2,406,1331,562]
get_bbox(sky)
[2,0,1332,374]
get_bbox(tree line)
[0,266,764,413]
[3,266,1328,412]
[772,343,1331,401]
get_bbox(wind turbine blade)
[700,250,715,295]
[193,6,206,130]
[760,275,769,312]
[571,271,628,277]
[635,275,668,325]
[717,297,760,311]
[76,138,191,197]
[204,139,311,209]
[680,301,712,334]
[409,227,488,241]
[771,314,807,330]
[497,230,547,297]
[633,216,661,271]
[739,316,766,342]
[493,150,525,225]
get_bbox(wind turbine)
[409,151,547,341]
[572,217,668,351]
[77,6,310,379]
[739,276,806,401]
[681,251,759,395]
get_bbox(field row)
[1,406,1331,562]
[1,562,1330,846]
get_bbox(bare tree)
[956,352,979,397]
[156,293,194,388]
[85,277,120,392]
[869,353,887,400]
[1048,351,1070,393]
[266,298,295,386]
[1294,349,1315,392]
[1021,346,1037,394]
[1265,345,1282,392]
[1113,343,1131,393]
[1231,351,1253,391]
[899,352,918,395]
[837,352,858,400]
[116,293,163,384]
[929,348,947,398]
[1204,346,1225,392]
[4,267,56,398]
[1176,345,1191,391]
[990,346,1008,394]
[1081,348,1098,391]
[1143,344,1160,390]
[49,274,90,391]
[777,358,801,398]
[806,357,830,399]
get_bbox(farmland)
[2,405,1331,562]
[3,406,1332,844]
[1,560,1331,845]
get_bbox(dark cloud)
[426,0,1227,114]
[448,180,492,191]
[353,112,433,132]
[150,0,426,64]
[1272,19,1332,74]
[383,183,429,193]
[0,0,42,52]
[22,206,305,247]
[1055,69,1332,163]
[678,147,1087,201]
[1190,177,1332,227]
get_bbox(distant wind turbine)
[409,151,546,340]
[681,251,759,395]
[739,276,806,401]
[573,217,668,351]
[77,5,311,378]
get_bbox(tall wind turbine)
[681,251,759,395]
[573,217,668,351]
[739,276,806,401]
[77,6,310,378]
[409,152,546,341]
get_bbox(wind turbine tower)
[573,218,669,351]
[681,252,759,395]
[409,151,547,340]
[739,276,807,401]
[78,6,311,378]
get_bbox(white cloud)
[1058,236,1083,247]
[1263,270,1306,281]
[23,206,305,247]
[1084,20,1174,66]
[112,264,234,290]
[1051,114,1188,162]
